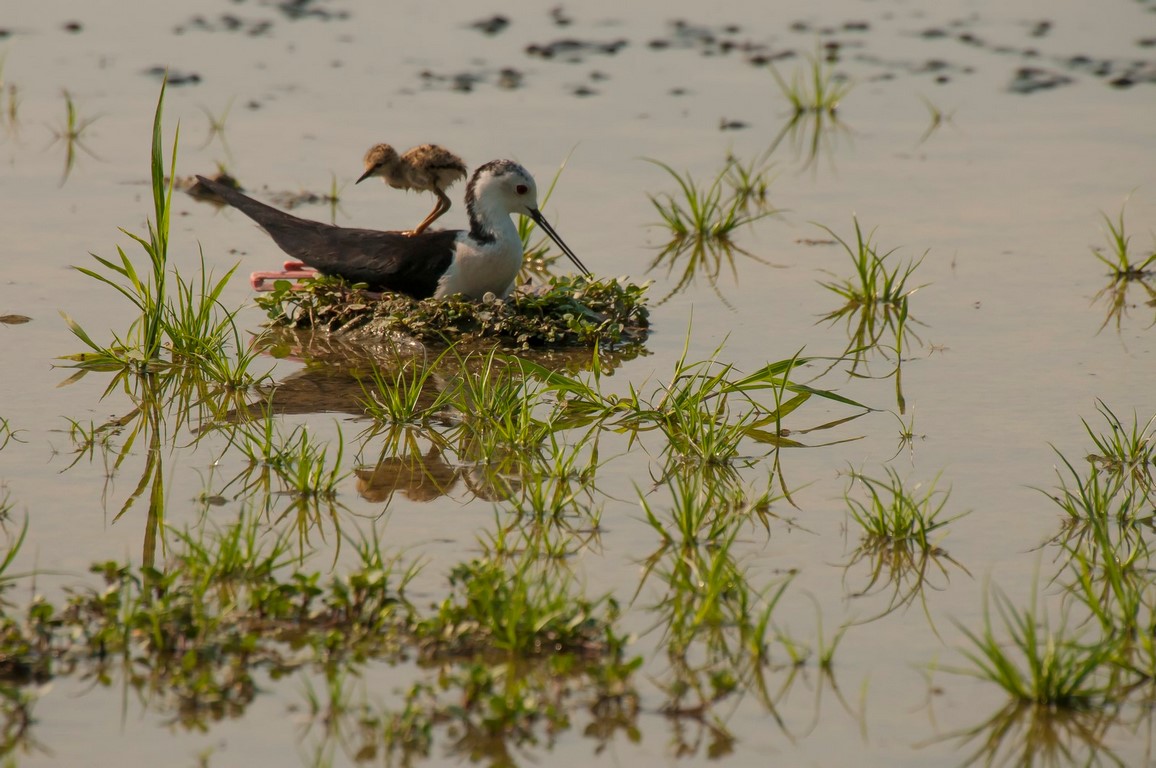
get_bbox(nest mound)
[254,275,650,349]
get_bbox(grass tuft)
[956,581,1115,709]
[818,217,925,309]
[769,50,853,116]
[844,467,959,552]
[61,78,260,388]
[1081,400,1156,503]
[645,157,775,243]
[1091,200,1156,281]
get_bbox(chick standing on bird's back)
[196,158,591,301]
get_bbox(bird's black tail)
[195,175,311,234]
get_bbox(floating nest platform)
[254,275,650,349]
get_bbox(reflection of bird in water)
[460,466,520,503]
[355,444,461,503]
[356,143,468,236]
[197,160,590,299]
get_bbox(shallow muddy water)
[1,0,1155,765]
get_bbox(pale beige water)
[1,0,1155,764]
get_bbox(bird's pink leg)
[250,267,319,292]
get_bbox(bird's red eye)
[516,184,528,194]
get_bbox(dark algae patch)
[254,274,650,349]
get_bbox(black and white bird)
[356,143,467,236]
[196,160,591,300]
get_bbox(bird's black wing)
[197,175,458,298]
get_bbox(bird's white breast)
[434,232,524,300]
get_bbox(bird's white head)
[464,159,592,278]
[465,160,540,222]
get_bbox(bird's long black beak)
[355,166,377,185]
[529,208,592,278]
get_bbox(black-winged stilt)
[356,143,468,236]
[196,159,591,299]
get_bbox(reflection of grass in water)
[227,407,347,500]
[497,430,603,524]
[916,94,955,146]
[196,97,234,158]
[304,630,637,766]
[1091,199,1156,332]
[764,107,852,173]
[1055,488,1155,687]
[49,89,100,184]
[816,217,927,412]
[59,368,261,569]
[841,466,968,626]
[932,698,1122,768]
[638,470,792,719]
[0,417,27,452]
[648,235,775,308]
[842,538,968,629]
[1093,273,1156,333]
[888,408,926,464]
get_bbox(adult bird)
[356,143,467,236]
[196,159,592,300]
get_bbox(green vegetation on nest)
[254,274,650,349]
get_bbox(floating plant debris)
[174,14,273,36]
[419,67,524,92]
[144,66,201,85]
[525,38,628,62]
[1009,66,1073,94]
[550,6,573,27]
[470,14,509,35]
[254,274,650,349]
[275,0,348,22]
